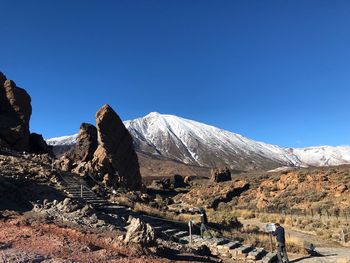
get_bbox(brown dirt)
[138,153,210,179]
[0,211,167,263]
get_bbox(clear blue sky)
[1,0,349,148]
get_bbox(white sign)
[266,223,276,232]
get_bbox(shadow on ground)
[291,251,337,263]
[0,176,65,212]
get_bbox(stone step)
[153,226,169,232]
[162,229,179,236]
[179,234,202,244]
[66,191,96,196]
[86,202,106,205]
[207,237,230,246]
[173,231,188,239]
[261,252,277,263]
[231,244,254,258]
[217,241,241,253]
[148,221,167,227]
[81,197,105,201]
[247,247,267,260]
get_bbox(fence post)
[188,220,193,244]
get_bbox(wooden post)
[81,184,83,198]
[269,232,274,252]
[341,229,345,245]
[188,220,193,244]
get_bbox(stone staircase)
[99,204,278,263]
[58,172,107,207]
[56,173,277,262]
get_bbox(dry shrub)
[241,210,256,219]
[258,213,282,223]
[285,236,308,254]
[243,224,260,234]
[134,203,168,219]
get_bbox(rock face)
[0,72,32,151]
[91,105,141,190]
[211,167,231,183]
[29,133,53,155]
[58,104,142,190]
[124,217,155,246]
[67,123,97,162]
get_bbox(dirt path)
[240,218,350,263]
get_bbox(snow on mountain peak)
[145,112,161,118]
[46,134,77,146]
[46,112,350,170]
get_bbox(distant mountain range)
[46,112,350,171]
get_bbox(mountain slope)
[124,112,300,170]
[46,112,350,171]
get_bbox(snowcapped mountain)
[46,135,77,146]
[124,112,300,170]
[286,146,350,167]
[46,112,350,170]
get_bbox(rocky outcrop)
[124,217,155,246]
[91,104,141,190]
[58,104,142,191]
[0,72,32,151]
[173,174,186,188]
[175,180,249,209]
[67,123,97,162]
[29,133,53,155]
[211,167,231,183]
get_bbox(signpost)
[112,189,117,203]
[266,223,276,252]
[188,220,193,243]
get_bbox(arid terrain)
[1,71,350,263]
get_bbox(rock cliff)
[0,72,32,151]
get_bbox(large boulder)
[92,104,141,190]
[0,73,32,151]
[67,123,97,162]
[124,217,155,246]
[210,167,231,183]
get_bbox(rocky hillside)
[48,112,350,172]
[174,165,350,213]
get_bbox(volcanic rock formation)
[0,72,32,151]
[91,104,142,190]
[210,167,232,183]
[29,133,53,155]
[60,104,142,190]
[67,123,98,162]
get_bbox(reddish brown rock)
[92,105,141,190]
[210,167,231,183]
[67,123,97,162]
[0,73,32,151]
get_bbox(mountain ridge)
[46,112,350,170]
